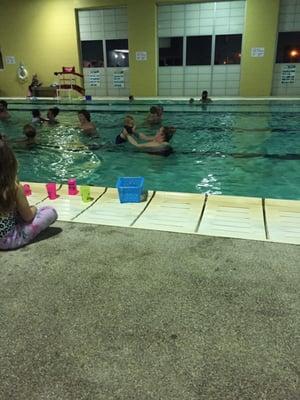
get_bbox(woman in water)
[125,126,175,156]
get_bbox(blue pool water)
[1,100,300,200]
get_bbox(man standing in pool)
[199,90,212,103]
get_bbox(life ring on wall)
[17,63,29,81]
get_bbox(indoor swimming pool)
[1,100,299,200]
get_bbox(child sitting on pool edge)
[0,138,58,250]
[115,115,136,144]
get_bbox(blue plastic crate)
[117,177,144,203]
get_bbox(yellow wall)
[0,0,81,97]
[0,0,280,98]
[240,0,280,96]
[128,0,157,96]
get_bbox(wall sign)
[251,47,265,57]
[136,51,147,61]
[113,72,124,88]
[5,56,16,64]
[87,69,100,87]
[281,64,296,84]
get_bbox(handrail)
[54,71,84,78]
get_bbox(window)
[276,32,300,63]
[186,36,212,65]
[106,39,129,68]
[214,34,242,65]
[159,37,183,66]
[81,41,104,68]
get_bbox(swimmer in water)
[146,106,163,124]
[78,110,97,136]
[0,100,10,120]
[115,115,136,144]
[47,107,60,125]
[32,109,45,124]
[199,90,212,103]
[125,126,175,156]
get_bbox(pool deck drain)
[24,182,300,245]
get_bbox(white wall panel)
[158,1,245,96]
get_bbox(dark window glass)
[81,40,104,68]
[159,37,183,66]
[106,39,129,67]
[214,34,242,65]
[186,36,212,65]
[276,32,300,63]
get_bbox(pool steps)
[24,182,300,245]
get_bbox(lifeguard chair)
[54,67,85,99]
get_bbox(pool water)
[1,100,300,200]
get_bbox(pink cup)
[23,184,32,196]
[68,178,78,195]
[46,182,58,200]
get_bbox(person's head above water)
[124,115,134,125]
[156,126,176,143]
[78,110,91,123]
[23,124,37,139]
[201,90,208,100]
[129,95,134,102]
[0,100,8,111]
[32,109,41,118]
[47,106,60,120]
[149,106,160,115]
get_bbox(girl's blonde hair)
[124,115,134,125]
[0,138,18,214]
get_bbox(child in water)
[0,100,10,120]
[23,124,37,146]
[32,109,45,124]
[146,106,163,124]
[125,126,176,156]
[78,110,97,136]
[0,138,57,250]
[47,107,60,125]
[115,115,136,144]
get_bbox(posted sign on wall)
[281,65,296,84]
[136,51,147,61]
[113,72,124,88]
[251,47,265,57]
[87,70,101,87]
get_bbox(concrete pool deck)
[0,222,299,399]
[24,182,300,245]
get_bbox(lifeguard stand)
[54,67,85,99]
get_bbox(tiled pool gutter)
[24,182,300,245]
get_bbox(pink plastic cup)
[68,178,78,195]
[46,182,58,200]
[23,184,32,196]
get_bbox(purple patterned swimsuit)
[0,206,58,250]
